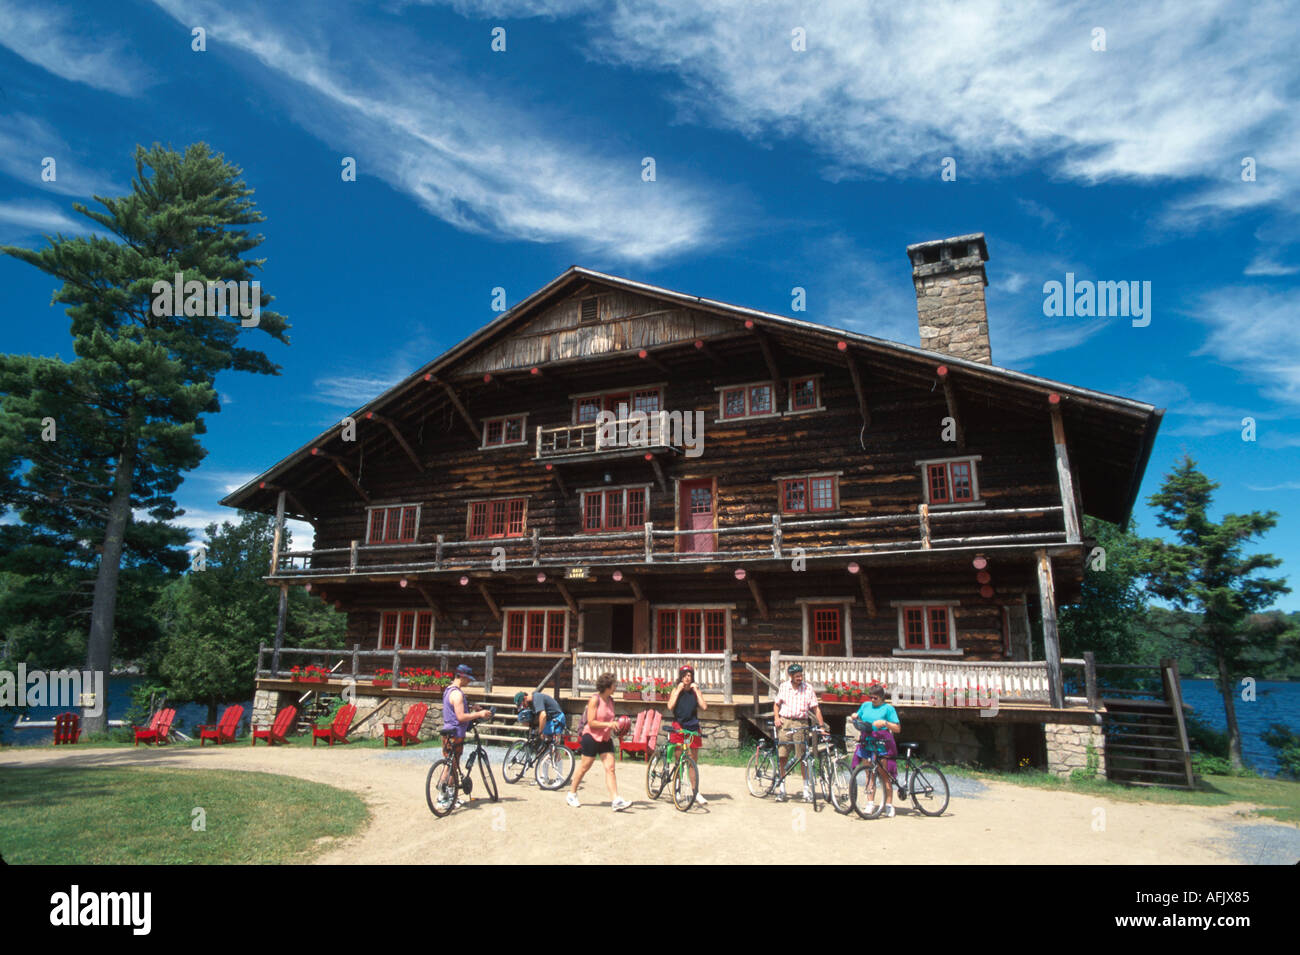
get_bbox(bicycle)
[426,710,500,817]
[848,720,949,819]
[502,724,576,790]
[645,723,708,811]
[745,719,851,814]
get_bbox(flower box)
[370,680,392,689]
[622,692,641,701]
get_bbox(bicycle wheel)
[745,747,778,797]
[672,755,699,812]
[426,759,459,817]
[827,754,853,815]
[646,748,669,799]
[536,743,575,790]
[850,762,885,819]
[908,762,949,816]
[474,747,499,803]
[502,741,530,784]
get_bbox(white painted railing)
[573,652,733,702]
[770,653,1051,704]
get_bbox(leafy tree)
[1059,516,1145,664]
[154,512,345,724]
[0,143,288,731]
[1261,724,1300,780]
[1141,456,1289,769]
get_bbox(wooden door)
[679,479,716,553]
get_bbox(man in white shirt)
[773,663,826,802]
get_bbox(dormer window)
[482,414,527,448]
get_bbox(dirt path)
[0,745,1278,864]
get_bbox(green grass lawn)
[0,767,369,864]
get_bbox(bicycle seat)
[899,742,920,755]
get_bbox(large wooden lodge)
[224,234,1192,783]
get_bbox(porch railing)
[573,652,733,703]
[535,413,676,459]
[256,642,496,691]
[275,505,1067,577]
[769,652,1052,705]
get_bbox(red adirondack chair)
[198,705,244,746]
[133,707,176,746]
[53,712,81,745]
[312,703,356,746]
[383,702,429,747]
[563,712,587,752]
[619,709,662,761]
[251,705,298,746]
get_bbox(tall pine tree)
[0,143,287,731]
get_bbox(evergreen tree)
[1059,516,1145,664]
[0,144,287,731]
[1141,456,1289,769]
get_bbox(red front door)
[680,479,716,553]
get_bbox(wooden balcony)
[273,505,1068,579]
[534,414,679,462]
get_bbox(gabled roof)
[221,266,1162,525]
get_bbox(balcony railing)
[274,504,1067,577]
[573,652,733,701]
[770,652,1053,705]
[535,413,676,459]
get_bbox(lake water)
[1179,679,1298,777]
[1,675,252,746]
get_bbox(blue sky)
[1,0,1296,610]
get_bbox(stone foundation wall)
[1044,721,1105,778]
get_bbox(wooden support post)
[552,469,570,500]
[555,580,578,615]
[918,504,931,549]
[435,534,444,570]
[723,650,734,704]
[311,449,370,502]
[936,365,964,449]
[440,644,450,674]
[769,649,781,691]
[746,574,770,619]
[531,527,541,567]
[257,642,266,678]
[1083,650,1099,710]
[1049,396,1081,544]
[649,455,668,493]
[858,570,877,616]
[349,539,359,572]
[846,357,872,428]
[429,375,479,442]
[644,521,654,563]
[272,584,288,677]
[570,648,580,696]
[269,490,286,576]
[477,582,502,622]
[392,647,401,686]
[627,576,645,602]
[351,643,360,680]
[484,644,495,692]
[1036,549,1064,708]
[771,513,782,558]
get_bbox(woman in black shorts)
[567,671,630,811]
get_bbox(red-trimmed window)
[380,610,433,650]
[681,612,702,653]
[811,605,842,645]
[789,377,819,410]
[504,609,566,653]
[368,505,419,544]
[704,610,727,652]
[720,382,776,419]
[482,415,526,448]
[581,487,648,532]
[780,475,837,515]
[900,605,954,651]
[749,384,773,415]
[657,610,678,653]
[926,460,977,504]
[576,396,601,424]
[722,387,746,419]
[575,388,662,424]
[468,498,527,540]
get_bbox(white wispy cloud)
[1194,288,1300,408]
[0,199,91,239]
[0,114,123,197]
[0,1,148,95]
[147,0,722,261]
[1124,377,1282,439]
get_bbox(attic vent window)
[923,248,942,264]
[579,297,599,324]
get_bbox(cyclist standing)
[773,663,826,803]
[442,664,492,779]
[853,682,901,817]
[666,665,707,806]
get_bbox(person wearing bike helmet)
[667,665,708,806]
[773,663,825,803]
[442,664,492,773]
[854,682,901,817]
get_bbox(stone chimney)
[907,233,992,364]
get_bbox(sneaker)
[694,792,708,806]
[801,789,813,803]
[565,793,580,808]
[884,804,895,818]
[775,788,788,802]
[611,796,632,812]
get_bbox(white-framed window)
[892,601,961,655]
[916,455,984,508]
[786,375,824,414]
[502,607,570,654]
[716,380,777,421]
[654,605,734,654]
[794,597,854,655]
[366,503,420,544]
[379,609,435,650]
[579,484,650,532]
[481,414,528,448]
